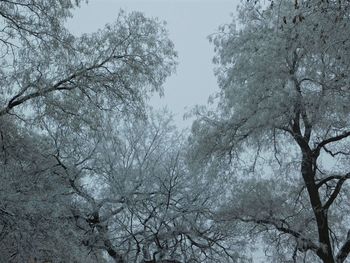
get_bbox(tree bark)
[300,148,335,263]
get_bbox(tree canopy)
[190,0,350,262]
[2,0,350,262]
[0,1,177,262]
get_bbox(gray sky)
[67,0,238,128]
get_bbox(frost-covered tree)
[0,117,103,262]
[0,2,176,122]
[64,110,246,263]
[190,0,350,262]
[0,1,176,261]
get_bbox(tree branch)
[314,130,350,155]
[230,216,319,252]
[322,173,350,211]
[336,230,350,263]
[0,54,128,117]
[316,173,350,189]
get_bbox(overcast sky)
[67,0,239,128]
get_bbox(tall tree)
[190,0,350,262]
[0,1,176,261]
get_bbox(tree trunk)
[300,150,335,263]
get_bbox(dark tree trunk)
[300,148,335,263]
